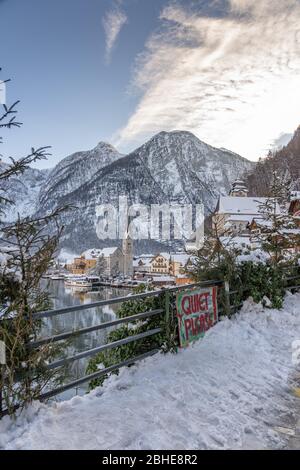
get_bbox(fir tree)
[0,68,68,415]
[88,254,107,277]
[255,170,300,264]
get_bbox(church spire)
[229,179,248,197]
[122,230,133,277]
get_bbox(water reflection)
[40,280,132,399]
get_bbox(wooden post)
[224,280,231,316]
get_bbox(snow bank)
[1,293,300,450]
[236,248,270,264]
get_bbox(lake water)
[41,279,132,399]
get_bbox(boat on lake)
[64,275,101,291]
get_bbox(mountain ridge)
[2,131,254,253]
[246,125,300,196]
[37,130,253,252]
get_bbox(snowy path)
[1,293,300,450]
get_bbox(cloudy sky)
[1,0,300,168]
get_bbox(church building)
[68,234,133,278]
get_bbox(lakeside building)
[133,255,153,274]
[67,234,133,277]
[133,252,191,277]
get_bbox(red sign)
[176,286,218,348]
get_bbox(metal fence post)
[0,341,6,416]
[165,290,170,342]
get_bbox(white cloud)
[117,0,300,160]
[103,2,127,63]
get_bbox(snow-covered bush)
[191,231,299,311]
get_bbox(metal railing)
[0,280,224,415]
[34,281,223,397]
[4,268,299,416]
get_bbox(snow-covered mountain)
[2,132,253,252]
[35,131,253,252]
[130,131,252,208]
[0,161,49,222]
[39,142,123,212]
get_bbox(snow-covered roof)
[81,249,102,259]
[231,188,247,193]
[152,275,176,282]
[251,218,273,228]
[227,214,256,223]
[156,252,172,260]
[133,257,153,267]
[101,247,119,256]
[141,258,152,267]
[279,228,300,235]
[217,196,280,216]
[171,254,190,265]
[232,179,246,185]
[81,247,119,259]
[138,253,153,259]
[152,252,190,264]
[220,236,251,249]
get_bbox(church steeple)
[122,231,133,277]
[229,179,248,197]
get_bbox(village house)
[175,274,194,286]
[288,191,300,226]
[68,247,122,277]
[68,253,98,275]
[284,191,300,253]
[213,179,269,237]
[133,254,153,275]
[169,253,191,276]
[150,253,171,274]
[243,191,300,255]
[133,252,191,278]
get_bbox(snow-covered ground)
[1,293,300,450]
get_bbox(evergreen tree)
[88,254,107,277]
[0,68,68,415]
[255,170,300,264]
